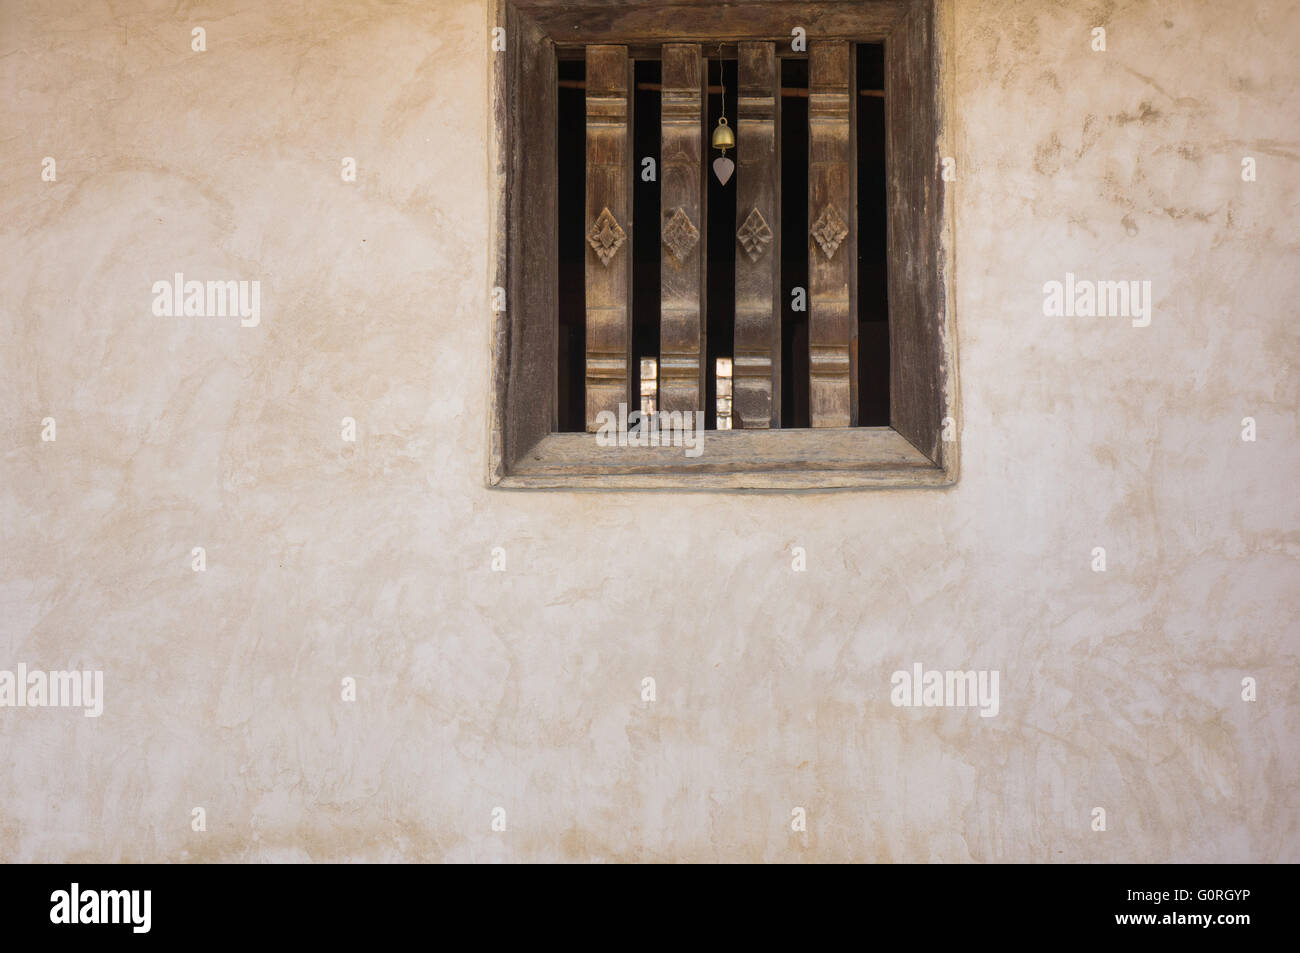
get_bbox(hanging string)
[717,44,728,137]
[718,44,725,113]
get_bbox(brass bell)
[711,117,735,154]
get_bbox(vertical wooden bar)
[585,46,633,431]
[887,1,946,463]
[500,7,557,471]
[807,41,857,428]
[734,41,781,429]
[659,43,706,416]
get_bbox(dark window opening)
[857,43,889,426]
[780,55,809,429]
[632,59,662,429]
[556,57,586,432]
[705,55,737,431]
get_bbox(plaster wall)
[1,0,1296,861]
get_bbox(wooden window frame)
[488,0,958,490]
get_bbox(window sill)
[492,426,954,490]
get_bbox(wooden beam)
[807,40,856,428]
[499,7,557,471]
[584,45,634,430]
[504,426,944,490]
[659,43,706,416]
[886,0,946,463]
[522,1,909,45]
[556,79,884,98]
[734,41,781,428]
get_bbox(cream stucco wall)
[1,0,1296,862]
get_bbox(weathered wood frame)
[489,0,958,490]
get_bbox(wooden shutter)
[659,44,707,415]
[584,45,634,431]
[807,41,857,428]
[733,41,781,429]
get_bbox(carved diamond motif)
[587,207,626,266]
[810,204,849,260]
[736,207,774,263]
[661,207,700,263]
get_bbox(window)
[489,0,956,489]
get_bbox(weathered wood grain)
[659,43,706,416]
[499,6,558,474]
[886,0,945,464]
[488,0,510,483]
[522,1,909,45]
[734,41,781,429]
[503,426,944,489]
[807,40,856,428]
[584,45,634,430]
